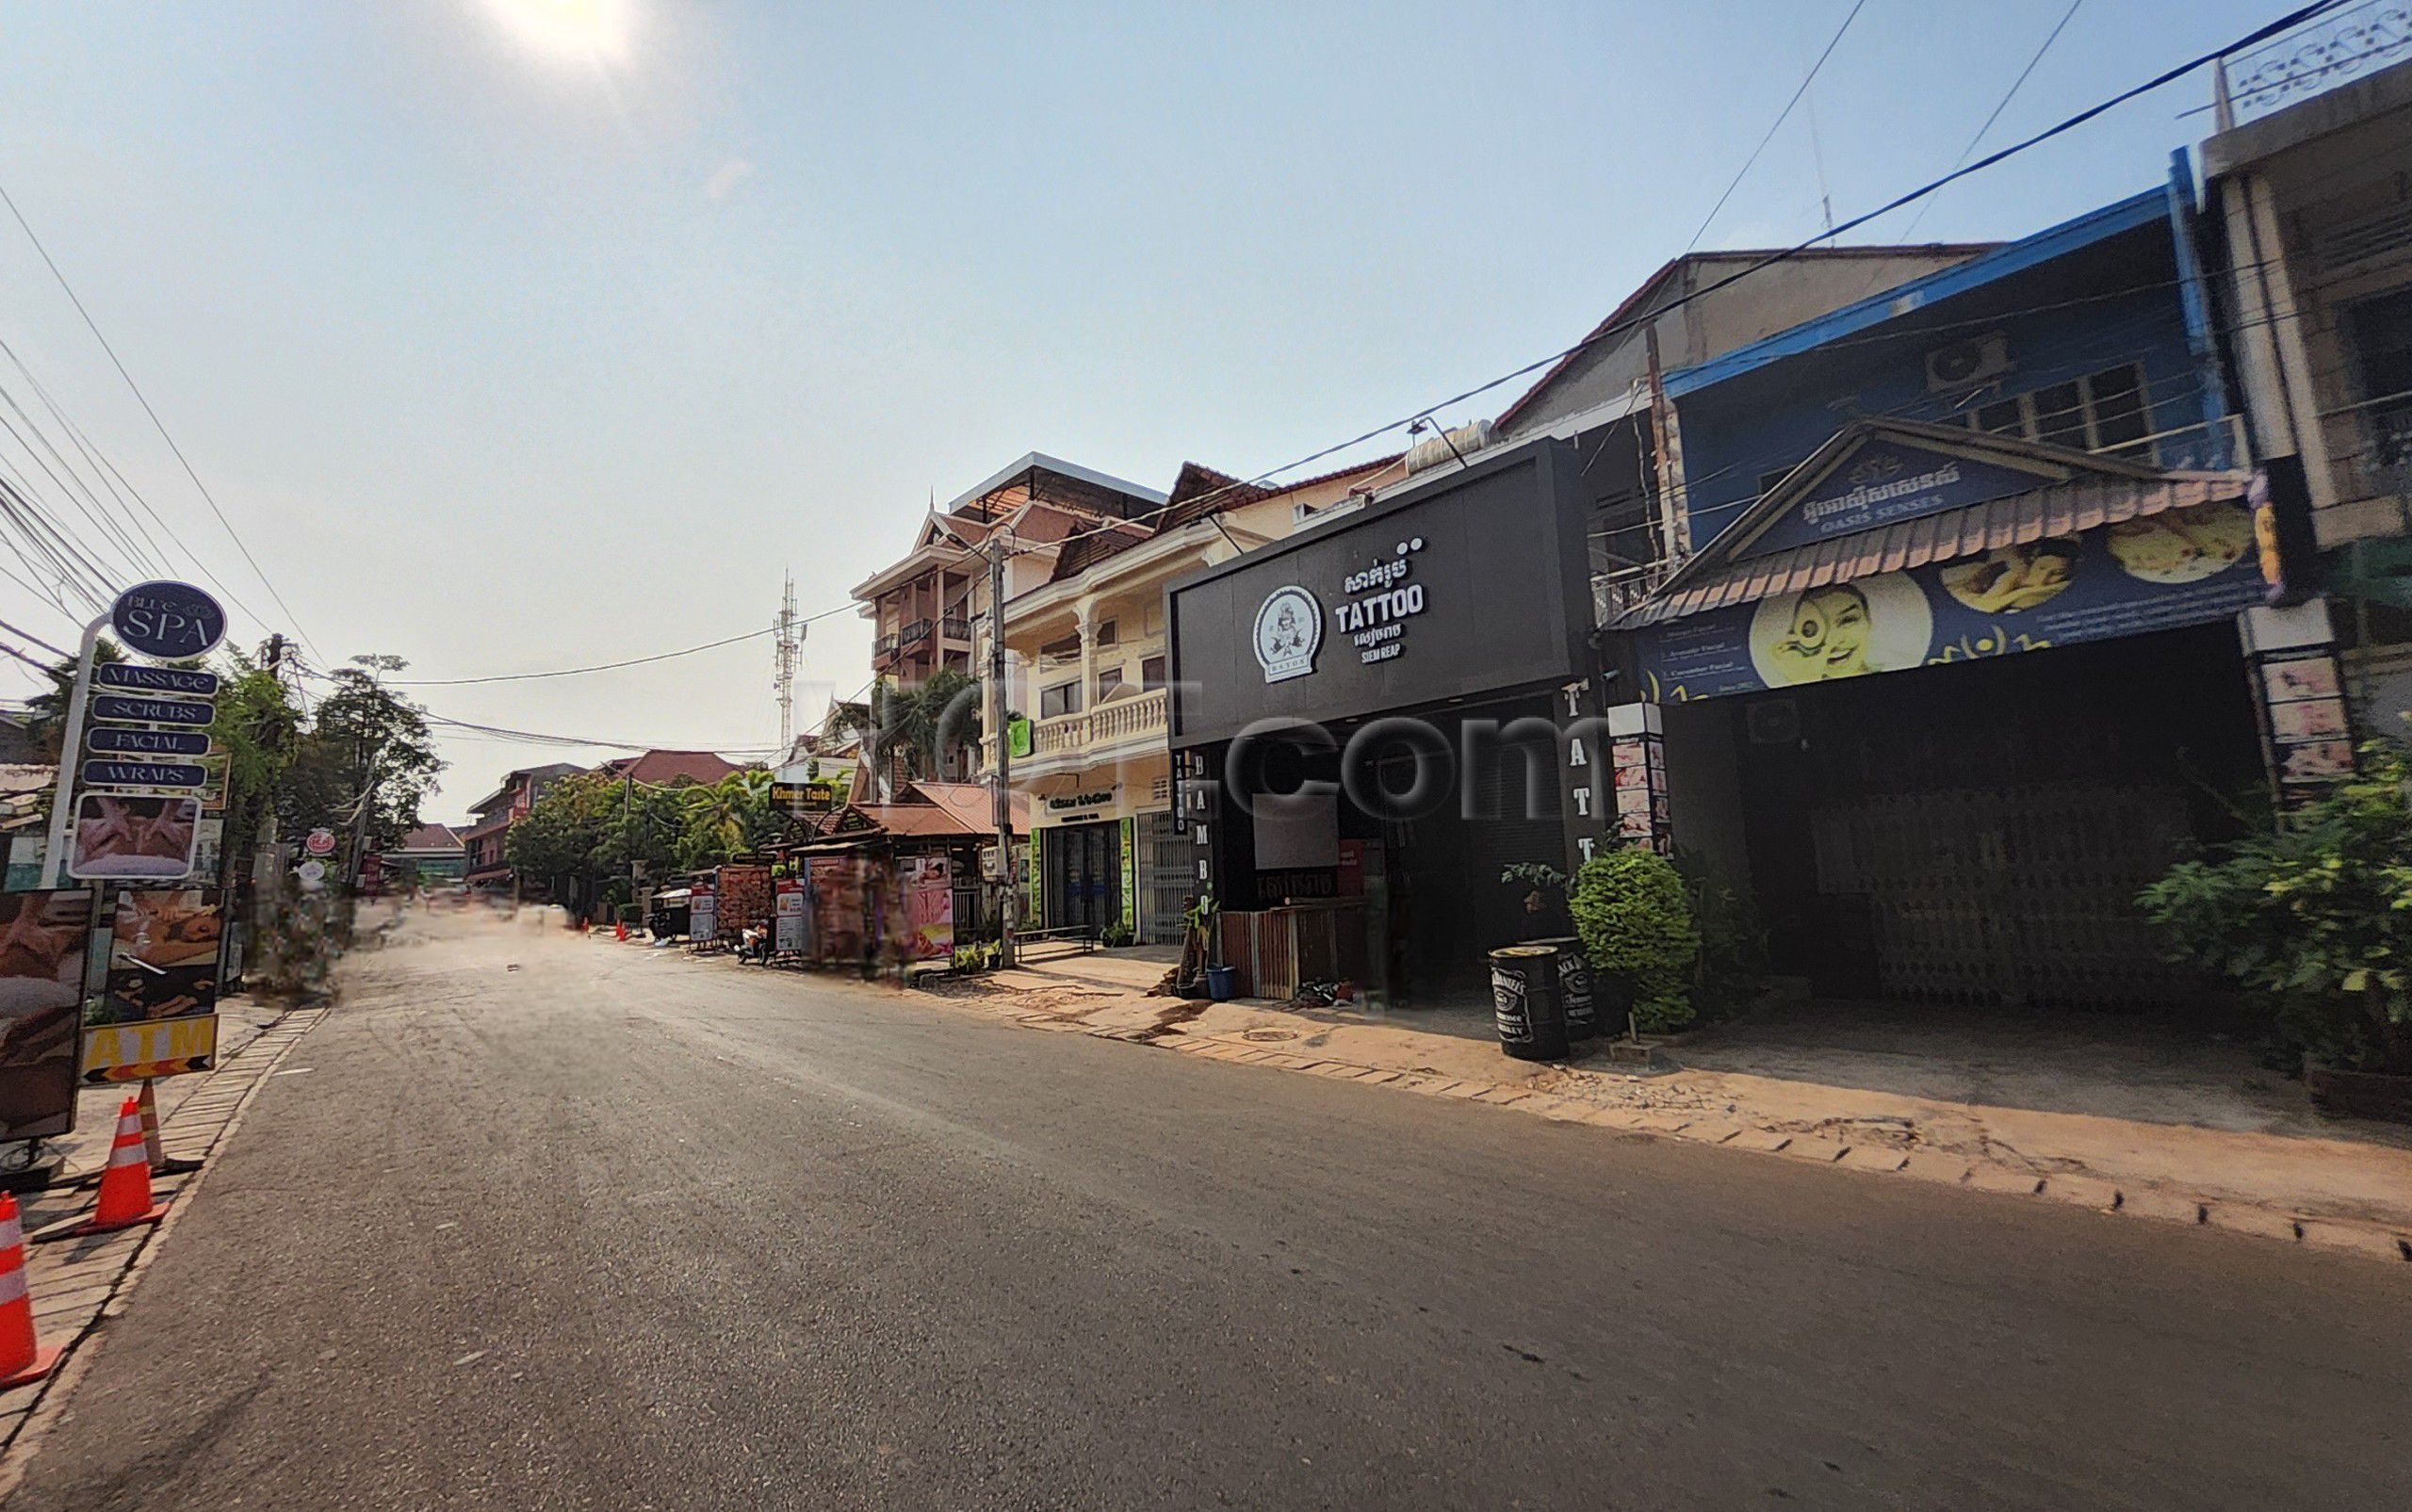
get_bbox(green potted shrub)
[2138,742,2412,1122]
[1569,848,1701,1035]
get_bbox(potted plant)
[1498,863,1568,936]
[1568,848,1701,1036]
[2139,742,2412,1123]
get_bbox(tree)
[207,642,305,867]
[677,769,774,870]
[22,640,126,760]
[277,656,442,853]
[837,673,983,789]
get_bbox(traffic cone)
[36,1097,168,1243]
[0,1194,58,1392]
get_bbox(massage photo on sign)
[0,890,96,1140]
[72,792,201,879]
[94,889,224,1026]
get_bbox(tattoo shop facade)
[1603,190,2341,1011]
[1165,440,1625,1006]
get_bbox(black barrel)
[1490,944,1569,1061]
[1534,936,1599,1041]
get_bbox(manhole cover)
[1243,1028,1297,1043]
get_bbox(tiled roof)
[595,750,745,787]
[1618,420,2251,629]
[903,779,1030,834]
[392,821,464,853]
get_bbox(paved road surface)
[11,914,2408,1509]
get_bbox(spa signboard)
[1634,504,2264,702]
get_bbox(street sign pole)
[41,612,112,889]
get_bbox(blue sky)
[0,0,2290,812]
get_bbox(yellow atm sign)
[82,1015,220,1082]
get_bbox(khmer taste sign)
[1636,504,2263,701]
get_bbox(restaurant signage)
[772,780,835,816]
[773,877,809,954]
[1635,504,2263,702]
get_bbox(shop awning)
[1615,418,2253,629]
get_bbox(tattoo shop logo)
[1252,585,1323,684]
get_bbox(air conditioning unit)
[1924,333,2013,393]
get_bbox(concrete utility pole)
[987,536,1016,967]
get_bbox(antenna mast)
[773,572,803,751]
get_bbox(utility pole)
[987,536,1016,967]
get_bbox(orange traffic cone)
[0,1193,58,1391]
[36,1097,168,1243]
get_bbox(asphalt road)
[11,913,2408,1510]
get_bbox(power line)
[0,177,319,656]
[0,335,275,630]
[0,616,73,661]
[996,0,2344,571]
[1898,0,2089,240]
[388,627,775,686]
[1684,0,1872,253]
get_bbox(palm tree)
[836,674,983,791]
[681,770,772,866]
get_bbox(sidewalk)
[0,996,328,1463]
[921,965,2412,1266]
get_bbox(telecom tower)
[772,572,803,752]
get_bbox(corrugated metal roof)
[1616,473,2250,628]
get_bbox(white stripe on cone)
[0,1270,23,1307]
[106,1141,145,1169]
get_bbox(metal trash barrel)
[1490,944,1569,1062]
[1534,936,1599,1041]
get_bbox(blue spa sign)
[1636,505,2263,703]
[108,579,226,661]
[94,662,220,697]
[1741,441,2044,559]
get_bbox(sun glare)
[483,0,635,65]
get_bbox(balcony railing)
[1027,688,1168,761]
[940,615,972,642]
[2217,0,2412,128]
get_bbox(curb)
[938,982,2412,1269]
[0,1004,332,1499]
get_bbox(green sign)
[1007,716,1033,759]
